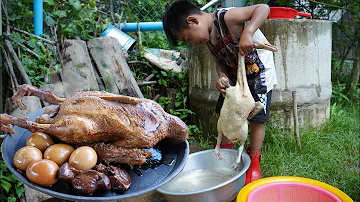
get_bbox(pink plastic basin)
[247,182,341,202]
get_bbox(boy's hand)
[216,77,228,95]
[239,32,254,55]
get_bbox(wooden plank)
[87,37,143,98]
[61,40,99,96]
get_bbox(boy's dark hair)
[162,0,202,46]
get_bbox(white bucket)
[101,25,136,51]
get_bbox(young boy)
[162,0,277,184]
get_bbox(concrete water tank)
[188,19,332,136]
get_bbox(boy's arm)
[225,4,270,55]
[216,61,228,94]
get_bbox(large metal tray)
[2,107,189,201]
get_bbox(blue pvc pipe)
[34,0,43,36]
[119,22,163,32]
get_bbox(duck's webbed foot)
[232,152,242,170]
[12,84,65,110]
[232,142,245,170]
[220,77,231,88]
[215,148,224,160]
[248,101,264,120]
[0,114,16,134]
[214,131,225,160]
[254,40,278,52]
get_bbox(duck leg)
[12,84,66,110]
[214,125,224,160]
[248,102,265,120]
[232,141,245,170]
[0,113,52,134]
[254,40,278,52]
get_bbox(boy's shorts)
[215,89,273,123]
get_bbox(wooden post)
[292,91,301,150]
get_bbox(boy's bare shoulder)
[223,8,248,35]
[224,5,266,26]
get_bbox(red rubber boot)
[245,147,261,185]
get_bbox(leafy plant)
[332,84,351,104]
[0,147,24,202]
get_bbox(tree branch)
[4,35,40,59]
[117,10,124,29]
[110,0,116,25]
[120,20,127,31]
[1,45,19,89]
[94,14,103,37]
[2,0,32,85]
[137,81,157,86]
[144,73,155,81]
[4,39,32,85]
[11,27,57,45]
[308,0,348,10]
[128,60,153,68]
[2,1,10,34]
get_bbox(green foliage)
[332,83,360,105]
[188,124,215,149]
[140,31,172,50]
[42,0,103,40]
[0,146,25,201]
[332,84,351,104]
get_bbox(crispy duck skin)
[92,142,152,165]
[1,84,188,165]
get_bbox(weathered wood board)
[60,40,99,96]
[87,37,143,98]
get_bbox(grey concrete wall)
[262,19,332,128]
[188,43,219,137]
[188,19,333,137]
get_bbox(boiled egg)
[26,132,54,152]
[14,146,42,171]
[26,159,59,187]
[68,146,97,171]
[44,144,74,166]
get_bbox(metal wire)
[122,0,168,22]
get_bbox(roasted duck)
[1,85,188,165]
